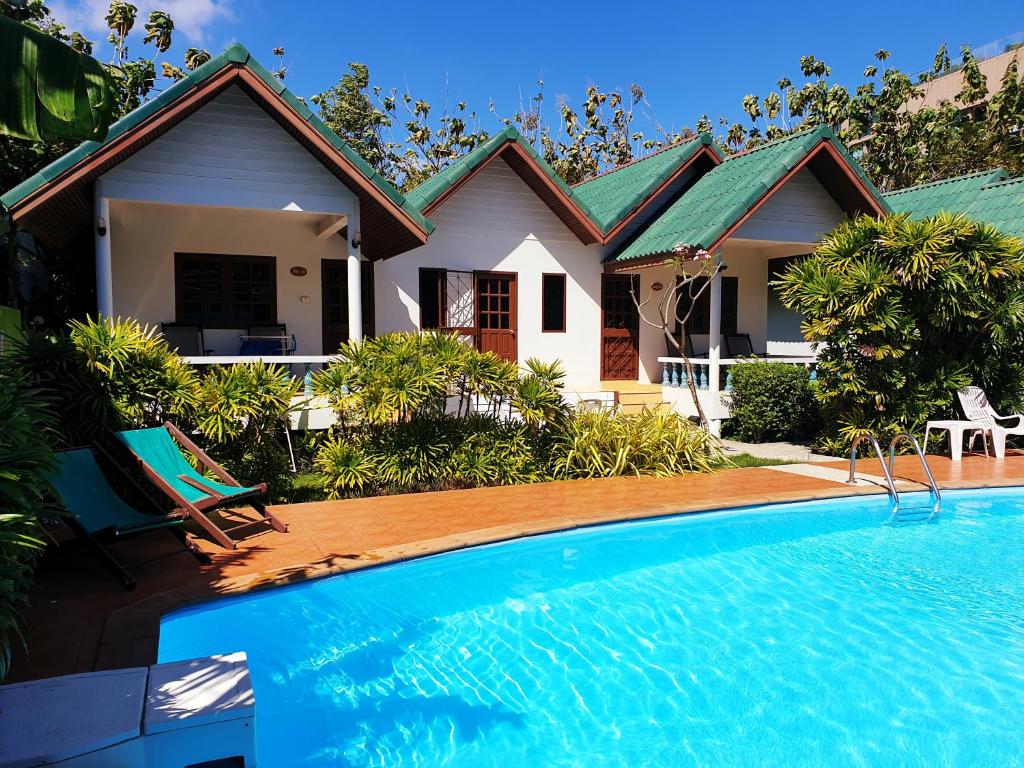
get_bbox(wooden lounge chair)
[113,422,287,549]
[49,448,205,590]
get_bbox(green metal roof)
[608,125,887,263]
[403,125,601,226]
[1,43,432,234]
[884,169,1024,238]
[571,135,719,232]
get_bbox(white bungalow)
[2,44,891,434]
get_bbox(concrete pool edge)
[96,470,1024,673]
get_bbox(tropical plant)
[314,437,377,498]
[0,13,114,143]
[194,361,299,495]
[68,315,199,429]
[549,407,721,479]
[776,213,1024,449]
[1,331,119,445]
[0,366,56,679]
[314,414,546,498]
[725,362,820,443]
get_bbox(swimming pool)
[159,489,1024,767]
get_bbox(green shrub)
[4,331,119,445]
[0,368,57,679]
[725,362,820,443]
[314,414,546,499]
[549,408,720,479]
[777,213,1024,449]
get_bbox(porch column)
[346,202,363,342]
[707,260,722,437]
[94,186,113,317]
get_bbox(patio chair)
[112,422,287,549]
[160,322,210,356]
[957,386,1024,459]
[724,333,759,357]
[48,448,206,590]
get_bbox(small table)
[923,420,989,461]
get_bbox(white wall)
[734,167,845,243]
[375,158,604,391]
[108,200,351,355]
[100,86,356,215]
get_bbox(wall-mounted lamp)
[96,216,107,237]
[651,281,664,292]
[351,230,362,250]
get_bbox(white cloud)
[50,0,233,45]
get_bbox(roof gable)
[572,135,721,234]
[607,126,888,265]
[1,43,432,259]
[405,126,604,244]
[884,169,1024,239]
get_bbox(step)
[619,401,669,414]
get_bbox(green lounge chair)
[50,449,202,590]
[114,422,287,549]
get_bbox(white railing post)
[94,185,113,317]
[346,202,363,343]
[707,263,722,437]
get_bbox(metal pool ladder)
[848,433,941,518]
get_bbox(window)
[175,253,276,328]
[674,276,738,335]
[541,273,566,332]
[418,268,474,331]
[419,268,445,329]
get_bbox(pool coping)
[93,471,1024,672]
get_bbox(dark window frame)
[541,273,567,333]
[174,253,277,329]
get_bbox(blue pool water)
[159,490,1024,767]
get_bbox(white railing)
[182,355,337,396]
[657,356,817,392]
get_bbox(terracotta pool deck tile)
[11,454,1024,684]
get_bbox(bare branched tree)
[631,244,724,431]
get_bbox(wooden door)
[321,259,374,354]
[601,273,639,380]
[475,272,517,362]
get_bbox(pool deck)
[10,451,1024,684]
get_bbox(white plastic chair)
[958,386,1024,458]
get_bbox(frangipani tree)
[632,243,724,431]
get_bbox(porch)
[622,237,820,434]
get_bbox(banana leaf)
[0,15,114,142]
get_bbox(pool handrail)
[847,434,900,503]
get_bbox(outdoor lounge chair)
[113,422,287,549]
[958,386,1024,459]
[49,448,205,590]
[724,333,759,357]
[666,332,702,358]
[160,322,210,356]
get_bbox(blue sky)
[54,0,1023,142]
